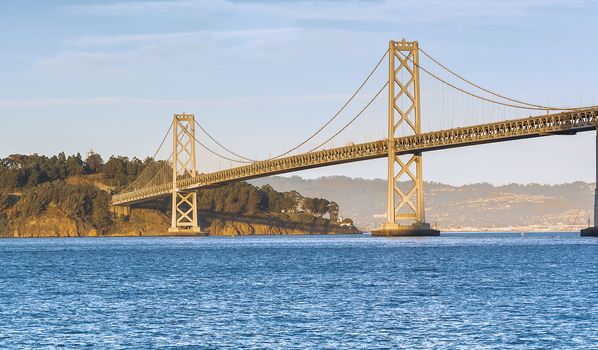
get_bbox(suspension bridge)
[110,40,598,236]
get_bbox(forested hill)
[0,153,357,237]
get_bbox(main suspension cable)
[420,48,553,110]
[191,82,388,166]
[419,48,592,111]
[194,49,389,163]
[195,121,255,162]
[188,130,253,164]
[418,48,598,111]
[306,82,388,153]
[396,50,557,111]
[122,121,174,191]
[132,152,174,189]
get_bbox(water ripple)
[0,232,597,348]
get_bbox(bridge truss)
[111,40,598,235]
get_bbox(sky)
[1,0,598,185]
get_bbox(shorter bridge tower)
[168,113,202,234]
[372,40,439,237]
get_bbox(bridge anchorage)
[111,38,598,237]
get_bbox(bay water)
[0,232,597,349]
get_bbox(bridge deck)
[112,108,598,206]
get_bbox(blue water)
[0,232,597,349]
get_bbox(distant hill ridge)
[250,176,595,231]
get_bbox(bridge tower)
[168,113,202,234]
[581,129,598,237]
[372,40,439,237]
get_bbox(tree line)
[196,183,338,220]
[0,152,151,191]
[0,152,344,235]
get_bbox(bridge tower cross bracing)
[373,39,439,236]
[168,113,202,234]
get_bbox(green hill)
[0,153,358,237]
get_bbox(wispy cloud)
[64,0,232,15]
[47,0,590,74]
[0,94,347,108]
[37,27,303,72]
[37,50,132,69]
[63,0,588,24]
[67,27,303,47]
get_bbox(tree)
[85,151,104,174]
[246,187,267,215]
[26,169,40,187]
[66,154,85,176]
[0,192,10,234]
[103,156,129,186]
[329,201,339,222]
[91,192,112,229]
[14,181,113,231]
[0,166,18,190]
[303,198,330,217]
[125,158,143,183]
[312,198,330,218]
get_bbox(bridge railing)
[112,108,598,206]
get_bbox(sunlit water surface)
[0,232,597,349]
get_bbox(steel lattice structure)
[169,114,200,233]
[385,40,426,230]
[112,107,598,207]
[111,40,598,234]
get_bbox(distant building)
[340,218,354,227]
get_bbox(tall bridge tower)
[373,40,439,236]
[168,113,202,234]
[581,129,598,237]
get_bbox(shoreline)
[0,229,363,239]
[1,231,589,239]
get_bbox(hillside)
[250,176,595,231]
[0,153,359,237]
[2,152,593,234]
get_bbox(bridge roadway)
[112,107,598,206]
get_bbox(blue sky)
[1,0,597,185]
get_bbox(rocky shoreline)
[1,207,361,238]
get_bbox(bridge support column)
[372,39,439,237]
[581,128,598,237]
[111,205,130,217]
[168,113,202,235]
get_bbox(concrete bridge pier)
[373,222,440,237]
[581,128,598,237]
[111,205,130,217]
